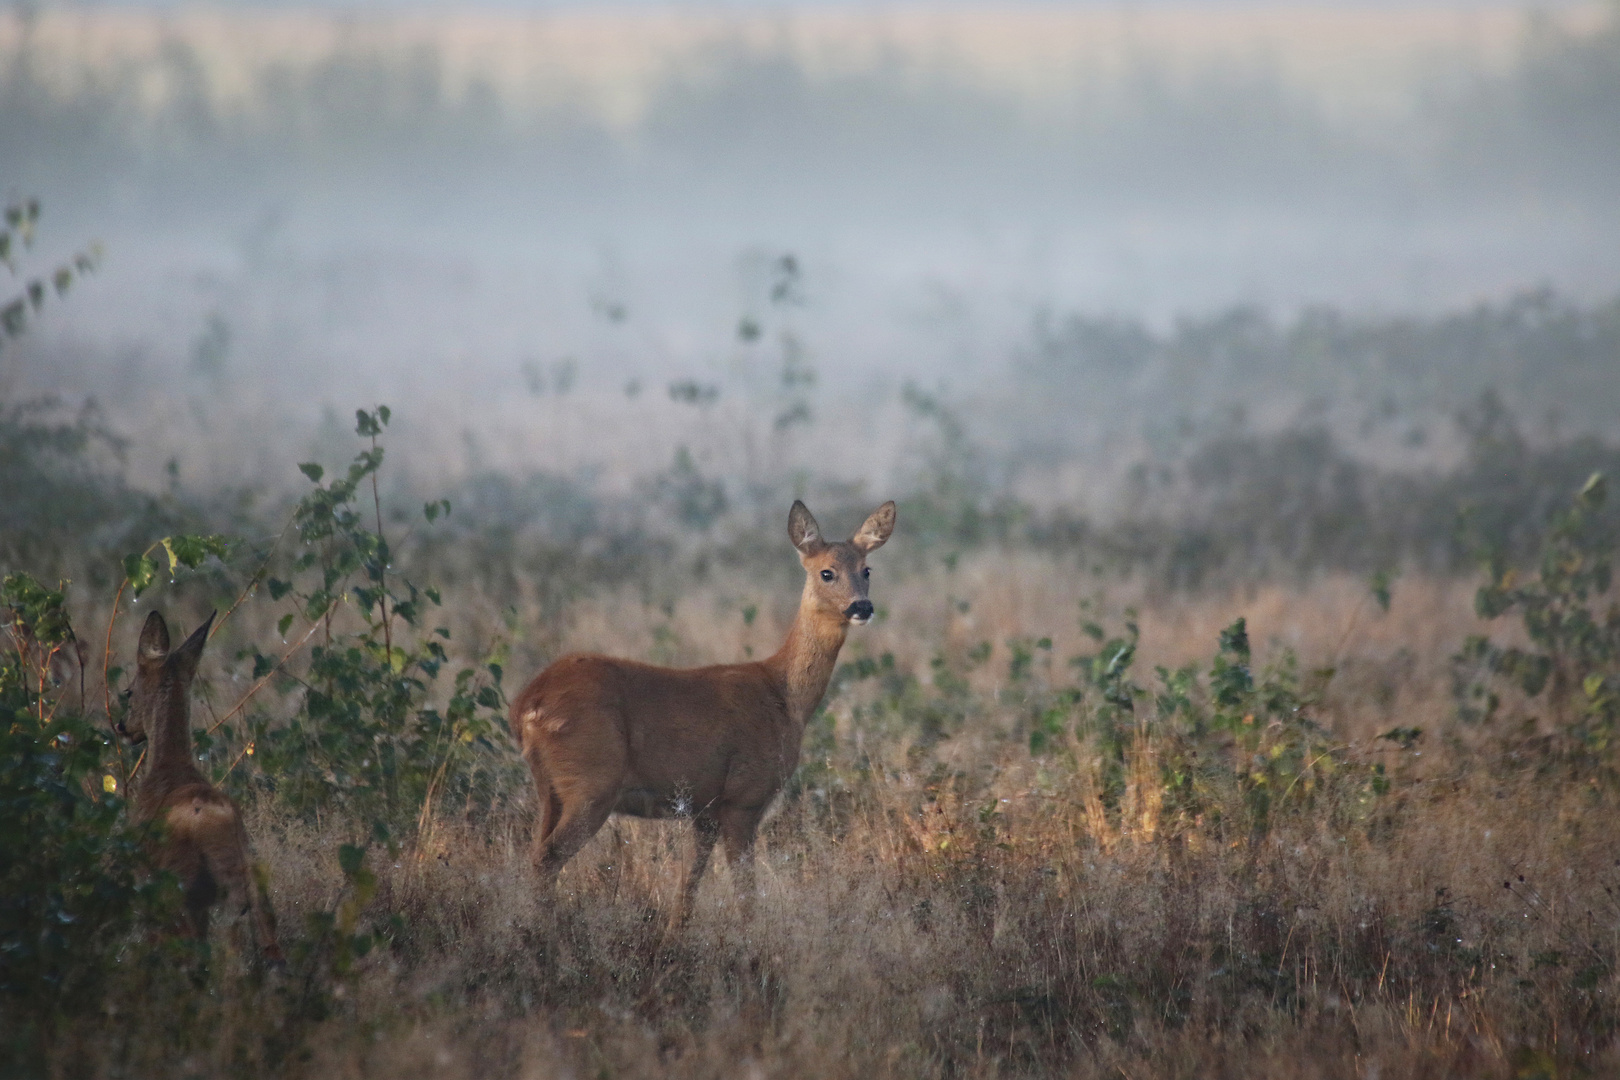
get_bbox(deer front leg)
[719,805,765,920]
[678,813,721,927]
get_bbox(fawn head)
[115,610,213,744]
[789,500,896,626]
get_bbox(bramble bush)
[1051,612,1373,841]
[1454,471,1620,751]
[815,593,1379,846]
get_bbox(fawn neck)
[766,580,850,727]
[139,677,204,806]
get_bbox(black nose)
[845,600,874,621]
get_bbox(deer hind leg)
[526,706,626,886]
[204,822,281,966]
[524,746,564,867]
[182,858,218,943]
[533,787,616,886]
[223,821,284,966]
[246,861,285,968]
[717,805,765,920]
[162,837,215,943]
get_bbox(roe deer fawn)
[511,499,895,919]
[116,610,283,964]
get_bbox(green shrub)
[1021,606,1373,840]
[0,573,175,1072]
[227,407,518,839]
[1454,472,1620,750]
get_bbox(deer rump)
[156,784,256,913]
[517,654,798,824]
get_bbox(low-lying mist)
[4,4,1620,509]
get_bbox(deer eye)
[820,569,835,582]
[862,567,870,578]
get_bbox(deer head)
[115,610,213,745]
[788,500,896,626]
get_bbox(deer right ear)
[172,611,215,681]
[787,500,824,557]
[138,610,170,666]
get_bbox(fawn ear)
[172,611,215,680]
[138,611,170,666]
[851,501,896,553]
[788,500,825,557]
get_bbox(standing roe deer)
[116,610,283,964]
[511,499,895,918]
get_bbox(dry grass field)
[22,552,1616,1079]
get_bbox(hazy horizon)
[4,0,1618,504]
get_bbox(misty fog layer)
[3,3,1619,503]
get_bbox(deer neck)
[138,688,204,809]
[767,583,850,727]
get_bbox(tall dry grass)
[39,563,1620,1078]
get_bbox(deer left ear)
[851,501,896,553]
[138,611,171,667]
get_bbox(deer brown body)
[511,499,895,917]
[118,611,282,964]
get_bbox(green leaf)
[122,553,158,598]
[338,843,367,879]
[298,462,325,483]
[277,613,295,637]
[1378,726,1423,749]
[1369,568,1397,613]
[2,298,27,336]
[1578,471,1606,510]
[1218,618,1250,662]
[162,533,231,570]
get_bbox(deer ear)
[172,611,215,680]
[787,500,824,556]
[851,501,896,553]
[138,611,170,666]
